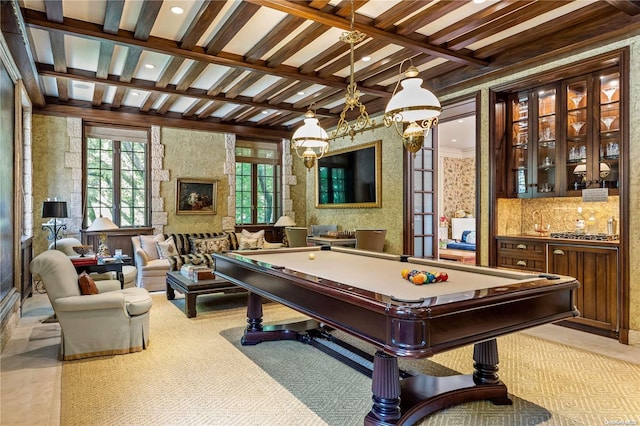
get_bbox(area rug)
[60,293,640,426]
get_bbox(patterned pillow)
[240,229,265,249]
[139,234,165,261]
[156,236,178,259]
[189,236,230,255]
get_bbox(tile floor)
[2,292,639,426]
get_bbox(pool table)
[213,246,579,425]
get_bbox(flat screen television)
[315,140,381,208]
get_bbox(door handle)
[553,249,565,255]
[516,244,527,249]
[517,260,527,266]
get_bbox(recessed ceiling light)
[458,119,464,123]
[362,56,371,62]
[171,6,184,14]
[131,92,139,96]
[297,91,305,96]
[145,64,156,69]
[73,83,90,89]
[473,0,485,3]
[261,110,268,114]
[452,139,457,142]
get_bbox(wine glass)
[602,87,617,103]
[601,116,616,131]
[571,121,585,135]
[570,93,584,109]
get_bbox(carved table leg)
[365,351,401,425]
[473,339,512,405]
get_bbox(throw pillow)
[465,231,477,245]
[240,229,265,249]
[156,236,178,259]
[139,234,164,261]
[78,271,99,295]
[189,235,230,255]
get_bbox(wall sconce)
[41,200,68,249]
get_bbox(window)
[318,168,346,204]
[84,125,150,227]
[235,140,281,225]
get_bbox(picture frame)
[176,179,217,215]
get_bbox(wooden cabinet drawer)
[496,239,546,272]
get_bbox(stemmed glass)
[602,87,617,103]
[571,121,585,136]
[570,93,584,109]
[601,116,616,131]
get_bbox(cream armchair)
[30,250,152,361]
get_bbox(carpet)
[60,293,640,426]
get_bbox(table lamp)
[42,200,68,249]
[274,215,296,246]
[86,216,119,257]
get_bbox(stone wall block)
[151,157,163,170]
[68,137,82,153]
[151,180,161,197]
[151,126,160,145]
[66,118,81,138]
[286,175,297,186]
[152,211,168,226]
[222,216,235,231]
[152,144,164,159]
[152,196,164,212]
[153,169,170,182]
[64,152,81,169]
[284,199,293,212]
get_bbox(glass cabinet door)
[566,79,588,192]
[510,94,529,196]
[535,87,557,195]
[598,71,620,191]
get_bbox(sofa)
[132,230,283,292]
[446,230,476,251]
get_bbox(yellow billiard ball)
[308,253,316,260]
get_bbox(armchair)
[355,229,387,252]
[48,237,84,257]
[285,227,309,248]
[30,250,152,360]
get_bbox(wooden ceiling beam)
[396,1,466,36]
[225,72,264,99]
[1,1,45,105]
[317,39,386,78]
[21,8,391,97]
[266,22,326,67]
[252,78,294,103]
[36,63,330,116]
[604,0,640,16]
[246,0,488,66]
[244,14,306,63]
[205,2,261,56]
[44,0,63,23]
[35,98,291,138]
[183,99,210,117]
[103,0,124,34]
[134,0,163,40]
[180,1,227,50]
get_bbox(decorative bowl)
[72,245,93,257]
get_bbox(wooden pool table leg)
[241,292,320,345]
[365,339,512,425]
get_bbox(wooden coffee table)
[166,271,245,318]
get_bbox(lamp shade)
[42,201,68,218]
[86,216,119,231]
[385,77,441,122]
[274,215,296,227]
[291,111,329,149]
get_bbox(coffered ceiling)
[3,0,640,139]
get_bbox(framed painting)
[176,179,217,215]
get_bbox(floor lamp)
[41,200,68,249]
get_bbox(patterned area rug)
[60,294,640,425]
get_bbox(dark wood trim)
[618,47,630,344]
[34,98,291,139]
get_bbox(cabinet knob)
[553,249,565,255]
[516,244,527,250]
[517,260,527,266]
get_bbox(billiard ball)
[308,253,315,260]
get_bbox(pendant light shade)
[384,62,442,155]
[291,110,329,170]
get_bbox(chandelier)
[332,2,372,141]
[383,60,442,155]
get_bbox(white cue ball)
[308,253,315,260]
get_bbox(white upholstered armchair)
[30,250,152,360]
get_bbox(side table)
[72,257,132,288]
